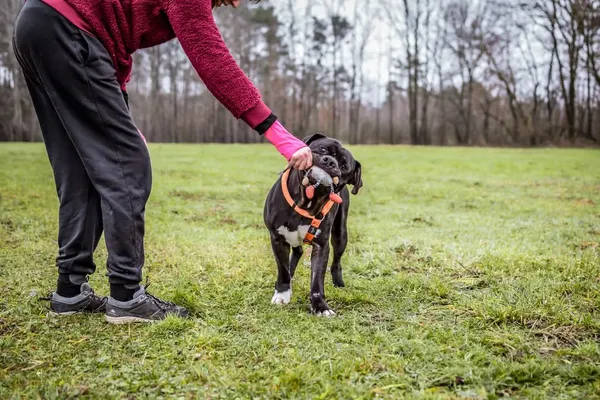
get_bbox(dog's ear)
[303,132,327,145]
[350,160,363,195]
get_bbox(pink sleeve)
[264,121,307,161]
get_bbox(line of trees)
[1,0,599,146]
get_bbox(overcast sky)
[264,0,397,106]
[257,0,549,105]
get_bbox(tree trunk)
[388,28,394,145]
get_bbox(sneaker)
[42,282,108,315]
[104,284,188,324]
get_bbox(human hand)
[288,146,313,171]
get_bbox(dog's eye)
[320,147,327,153]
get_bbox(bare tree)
[348,1,375,144]
[1,0,37,141]
[383,0,434,145]
[432,9,449,145]
[0,0,598,146]
[531,0,584,142]
[443,0,489,145]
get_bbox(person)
[12,0,313,324]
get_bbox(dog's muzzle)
[301,166,342,203]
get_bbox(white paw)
[271,289,292,305]
[316,309,336,317]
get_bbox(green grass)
[1,143,599,399]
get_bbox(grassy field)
[0,142,599,399]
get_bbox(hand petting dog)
[288,147,313,171]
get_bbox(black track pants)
[13,0,152,284]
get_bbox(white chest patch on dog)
[276,225,320,247]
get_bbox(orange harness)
[281,168,336,245]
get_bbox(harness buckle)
[303,224,320,245]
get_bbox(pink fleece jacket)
[39,0,269,123]
[37,0,308,160]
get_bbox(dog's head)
[302,133,363,195]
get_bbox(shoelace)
[143,282,177,311]
[91,296,109,312]
[39,293,53,302]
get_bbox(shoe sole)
[105,315,158,324]
[49,311,78,316]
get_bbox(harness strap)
[280,168,335,245]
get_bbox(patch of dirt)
[496,387,520,398]
[452,277,490,291]
[529,323,597,347]
[356,310,396,331]
[170,190,207,201]
[185,205,229,222]
[411,217,434,226]
[480,311,598,349]
[0,218,15,231]
[579,241,599,250]
[393,243,418,257]
[210,205,225,213]
[242,223,263,230]
[425,375,468,390]
[575,198,595,206]
[0,318,20,335]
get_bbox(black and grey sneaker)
[43,283,108,315]
[104,285,188,324]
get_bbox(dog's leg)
[289,246,303,279]
[310,243,335,316]
[270,236,292,305]
[330,204,349,287]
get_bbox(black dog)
[263,133,363,316]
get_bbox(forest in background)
[1,0,599,146]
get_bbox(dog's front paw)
[271,289,292,305]
[310,294,336,317]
